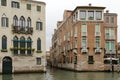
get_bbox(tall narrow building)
[50,4,118,71]
[0,0,46,73]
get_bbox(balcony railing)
[95,32,101,36]
[10,47,35,55]
[81,32,87,36]
[81,47,88,54]
[95,48,101,54]
[105,50,116,54]
[12,26,33,35]
[105,35,115,40]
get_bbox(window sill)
[1,49,8,52]
[36,50,42,53]
[88,61,94,64]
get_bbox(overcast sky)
[38,0,120,50]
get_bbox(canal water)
[1,68,120,80]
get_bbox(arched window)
[27,17,31,27]
[20,16,25,28]
[20,36,25,54]
[37,38,41,51]
[27,37,32,54]
[13,36,18,54]
[13,15,18,26]
[27,37,32,48]
[2,35,7,50]
[1,14,8,27]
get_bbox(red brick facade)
[50,4,118,71]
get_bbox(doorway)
[2,57,12,74]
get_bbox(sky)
[37,0,120,50]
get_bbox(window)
[2,35,7,50]
[79,10,86,20]
[27,17,31,27]
[81,24,87,36]
[27,37,32,54]
[20,16,25,28]
[105,41,115,52]
[37,38,41,51]
[82,38,87,48]
[105,28,115,39]
[20,36,25,54]
[88,11,94,20]
[13,36,18,54]
[37,6,41,11]
[95,38,100,48]
[88,56,94,64]
[36,22,42,30]
[1,17,8,27]
[106,17,109,23]
[36,57,41,65]
[1,0,7,6]
[95,24,100,36]
[111,17,114,23]
[27,4,31,10]
[96,11,102,20]
[13,15,18,26]
[11,1,19,8]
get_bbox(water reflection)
[1,68,120,80]
[2,74,12,80]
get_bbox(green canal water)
[1,68,120,80]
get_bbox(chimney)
[89,3,92,6]
[106,10,109,13]
[54,29,56,33]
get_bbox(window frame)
[1,0,7,6]
[2,35,7,50]
[27,4,31,10]
[36,57,41,65]
[37,6,41,12]
[36,22,42,30]
[11,1,20,8]
[37,38,41,51]
[1,17,8,27]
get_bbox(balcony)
[95,32,101,36]
[81,32,87,36]
[73,48,77,53]
[10,47,35,56]
[105,50,116,54]
[81,47,88,54]
[105,36,115,40]
[95,48,101,54]
[12,26,33,35]
[74,33,77,38]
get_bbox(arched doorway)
[2,57,12,74]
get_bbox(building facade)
[0,0,46,73]
[50,4,118,71]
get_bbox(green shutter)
[40,22,42,30]
[6,18,8,27]
[37,6,41,11]
[111,41,114,50]
[27,4,31,10]
[95,24,100,32]
[1,17,4,26]
[1,0,6,6]
[105,42,109,51]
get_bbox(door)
[2,57,12,74]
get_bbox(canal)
[1,68,120,80]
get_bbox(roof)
[25,0,46,5]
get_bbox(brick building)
[50,4,118,71]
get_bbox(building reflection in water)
[2,74,13,80]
